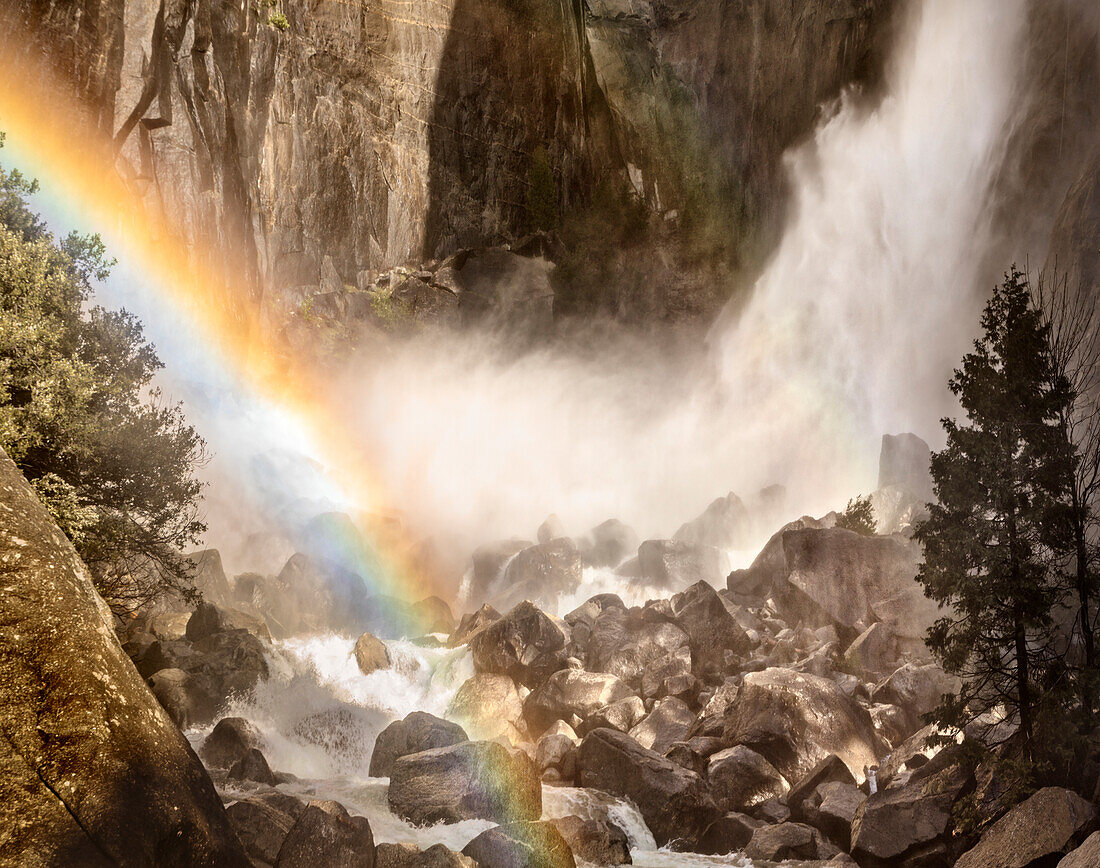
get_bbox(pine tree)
[915,268,1075,757]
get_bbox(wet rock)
[670,580,753,678]
[689,679,740,739]
[537,514,566,544]
[878,433,934,502]
[869,702,911,748]
[575,728,718,847]
[697,812,763,855]
[535,733,575,772]
[749,797,792,825]
[723,668,882,784]
[201,717,265,769]
[584,695,647,734]
[673,492,751,551]
[628,696,695,754]
[412,597,456,635]
[708,745,790,812]
[745,822,839,861]
[369,711,468,777]
[182,549,235,609]
[0,450,250,865]
[955,787,1097,868]
[808,781,864,851]
[179,627,270,722]
[492,540,583,612]
[877,724,939,789]
[872,662,960,737]
[227,798,295,866]
[259,791,307,820]
[589,609,693,696]
[461,820,575,868]
[638,539,727,589]
[275,800,375,867]
[850,744,974,866]
[450,672,527,743]
[524,669,635,734]
[787,754,857,821]
[387,741,541,825]
[470,541,531,606]
[581,519,640,568]
[186,600,271,643]
[552,815,631,865]
[354,631,392,675]
[448,603,501,647]
[842,622,899,679]
[228,748,278,787]
[1060,831,1100,868]
[563,594,627,662]
[470,601,571,688]
[147,667,206,729]
[376,843,476,867]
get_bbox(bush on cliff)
[0,138,207,616]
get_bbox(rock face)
[723,668,881,783]
[369,711,468,778]
[387,741,541,826]
[0,449,250,865]
[955,787,1097,868]
[575,728,718,847]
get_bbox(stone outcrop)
[369,711,468,778]
[470,601,571,688]
[0,449,250,865]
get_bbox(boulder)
[228,748,278,786]
[729,526,934,640]
[850,744,973,866]
[0,449,250,864]
[878,433,934,502]
[563,594,626,661]
[183,549,235,608]
[537,514,566,544]
[584,695,646,734]
[470,541,531,606]
[524,669,635,734]
[275,801,375,867]
[807,781,864,851]
[842,622,900,679]
[461,821,575,868]
[492,540,582,612]
[583,606,692,694]
[581,520,639,569]
[147,667,206,729]
[201,717,265,769]
[955,787,1097,868]
[744,822,838,861]
[227,798,296,866]
[535,733,575,772]
[628,697,695,754]
[449,673,527,743]
[575,728,718,847]
[673,492,751,551]
[448,603,501,647]
[354,631,392,675]
[723,668,881,783]
[369,711,468,777]
[872,663,960,737]
[787,754,857,820]
[697,812,763,855]
[411,596,456,635]
[877,724,939,789]
[1060,831,1100,868]
[670,580,753,678]
[552,815,630,865]
[707,745,789,812]
[637,539,726,588]
[470,601,570,688]
[387,741,541,825]
[186,601,271,643]
[376,843,476,867]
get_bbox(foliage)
[368,287,413,331]
[0,141,207,617]
[915,267,1077,760]
[268,12,289,31]
[837,494,876,535]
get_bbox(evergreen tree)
[0,139,207,616]
[915,268,1075,757]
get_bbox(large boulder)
[728,526,934,641]
[469,541,531,606]
[227,748,278,787]
[524,669,636,734]
[707,745,790,812]
[575,728,718,847]
[376,843,476,867]
[369,711,468,777]
[461,821,575,868]
[723,668,882,783]
[1060,832,1100,868]
[183,549,235,609]
[842,622,900,679]
[387,741,541,826]
[470,601,570,688]
[227,798,296,866]
[580,520,639,569]
[275,800,375,868]
[354,631,392,675]
[697,812,763,855]
[0,449,250,865]
[201,716,265,769]
[850,744,974,866]
[448,603,501,648]
[744,822,839,861]
[872,662,960,737]
[490,539,582,612]
[670,580,753,678]
[673,492,751,551]
[411,596,456,635]
[955,787,1097,868]
[637,540,727,588]
[449,673,527,743]
[563,594,627,662]
[878,433,934,502]
[551,815,631,865]
[628,696,694,754]
[584,607,691,694]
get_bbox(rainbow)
[0,36,448,623]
